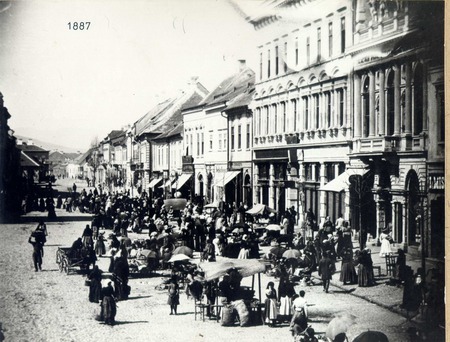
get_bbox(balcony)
[355,134,426,155]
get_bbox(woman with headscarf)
[339,247,357,285]
[356,249,375,287]
[99,282,116,325]
[88,265,103,303]
[264,281,278,327]
[278,276,296,323]
[94,232,106,257]
[82,224,94,249]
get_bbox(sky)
[0,0,258,151]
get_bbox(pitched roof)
[137,90,206,137]
[16,143,48,153]
[152,122,183,141]
[225,87,255,111]
[200,67,255,108]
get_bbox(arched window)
[386,71,395,135]
[362,76,370,137]
[413,63,424,135]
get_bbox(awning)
[159,179,172,188]
[222,171,240,186]
[172,173,192,190]
[148,178,162,189]
[320,168,368,192]
[213,171,240,187]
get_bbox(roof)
[137,90,206,137]
[199,67,255,108]
[20,151,40,167]
[152,122,183,141]
[16,143,48,153]
[225,87,255,112]
[77,147,96,165]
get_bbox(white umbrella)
[266,224,281,231]
[168,254,191,263]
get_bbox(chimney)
[238,59,246,72]
[27,139,34,145]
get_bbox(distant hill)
[15,135,82,154]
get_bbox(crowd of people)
[25,183,444,341]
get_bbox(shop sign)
[428,175,444,190]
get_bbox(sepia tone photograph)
[0,1,446,341]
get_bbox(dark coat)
[318,256,334,280]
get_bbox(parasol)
[139,249,157,258]
[164,198,187,211]
[246,204,276,216]
[173,246,193,257]
[325,313,357,340]
[157,232,169,240]
[282,249,301,259]
[352,331,389,342]
[168,254,191,263]
[269,246,287,258]
[204,202,219,209]
[199,257,266,281]
[266,224,281,231]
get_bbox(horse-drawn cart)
[56,247,96,274]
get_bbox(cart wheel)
[58,259,64,272]
[56,251,60,264]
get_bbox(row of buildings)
[79,0,444,261]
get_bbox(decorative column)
[269,163,275,209]
[334,163,340,178]
[354,74,362,138]
[369,71,376,137]
[378,69,385,135]
[253,164,260,204]
[394,65,401,135]
[319,162,327,221]
[404,62,412,135]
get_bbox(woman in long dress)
[88,265,103,303]
[264,282,278,326]
[339,247,357,285]
[278,276,295,322]
[379,229,392,257]
[357,249,375,287]
[99,282,116,325]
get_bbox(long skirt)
[264,298,278,323]
[379,240,392,257]
[89,280,102,303]
[340,261,358,284]
[278,296,292,321]
[94,240,106,256]
[358,264,374,287]
[101,296,116,325]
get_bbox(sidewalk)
[321,239,442,327]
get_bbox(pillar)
[394,65,401,135]
[269,163,275,209]
[253,164,260,204]
[319,162,327,221]
[404,62,412,135]
[334,163,340,178]
[378,69,385,135]
[369,71,376,137]
[354,74,362,137]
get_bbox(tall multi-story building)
[237,0,444,259]
[245,0,353,226]
[182,62,254,204]
[349,0,444,258]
